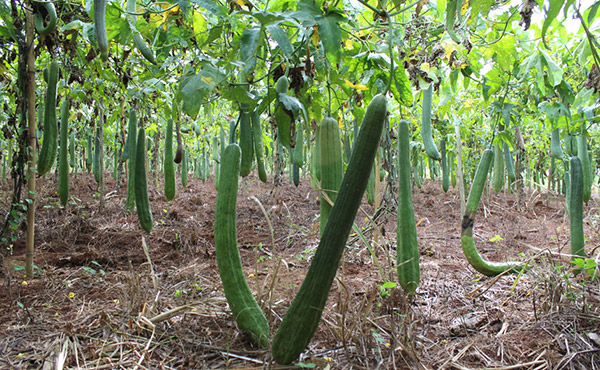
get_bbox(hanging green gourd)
[319,117,343,237]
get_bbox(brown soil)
[0,171,599,369]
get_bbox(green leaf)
[266,24,294,58]
[106,1,129,43]
[296,0,322,18]
[240,26,262,71]
[445,0,460,42]
[317,13,343,64]
[61,20,86,33]
[193,11,208,46]
[587,0,600,23]
[191,0,228,17]
[489,234,503,242]
[278,93,303,116]
[392,62,413,107]
[469,0,496,25]
[539,49,564,87]
[252,10,285,25]
[519,52,540,81]
[179,66,221,118]
[542,0,566,49]
[449,68,459,92]
[380,281,397,290]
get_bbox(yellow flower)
[21,281,28,286]
[344,79,368,91]
[68,292,75,299]
[343,39,353,50]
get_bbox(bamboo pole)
[25,6,37,278]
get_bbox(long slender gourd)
[275,76,291,148]
[550,128,563,159]
[294,121,304,168]
[503,142,515,182]
[174,119,184,164]
[319,117,343,237]
[577,135,591,203]
[312,122,322,181]
[214,144,269,348]
[37,60,59,176]
[164,118,176,201]
[272,94,387,365]
[239,105,254,177]
[293,163,300,186]
[461,149,527,276]
[121,116,134,163]
[565,134,577,156]
[125,110,138,211]
[94,0,109,61]
[132,33,157,65]
[492,143,504,193]
[421,85,441,160]
[569,156,585,261]
[366,164,375,205]
[250,103,267,182]
[441,138,449,193]
[126,0,157,64]
[181,149,188,187]
[58,99,70,206]
[135,128,153,233]
[86,135,93,171]
[69,131,76,174]
[396,120,420,295]
[93,126,102,184]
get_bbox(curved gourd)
[461,149,527,276]
[34,1,57,36]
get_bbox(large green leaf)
[542,0,566,49]
[539,49,564,87]
[317,13,343,65]
[468,0,494,26]
[106,1,129,43]
[296,0,322,19]
[392,62,413,107]
[179,66,222,118]
[445,0,460,42]
[266,24,294,58]
[240,26,262,72]
[191,0,228,17]
[252,10,286,25]
[278,93,303,117]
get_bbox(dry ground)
[0,170,599,369]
